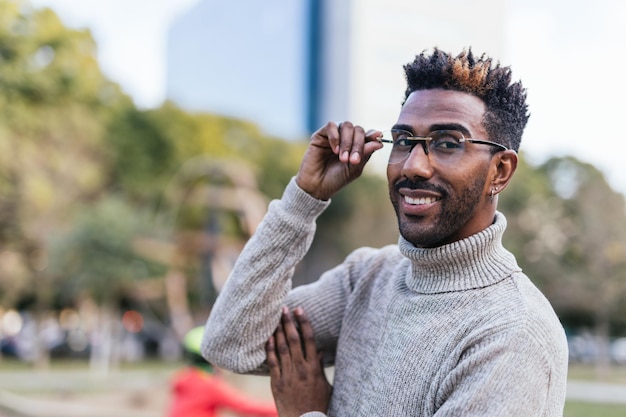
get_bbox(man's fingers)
[348,126,366,164]
[319,121,341,155]
[322,121,368,165]
[336,121,367,165]
[274,319,292,373]
[266,335,280,380]
[294,307,317,361]
[337,121,353,162]
[363,129,384,157]
[281,307,305,364]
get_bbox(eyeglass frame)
[377,128,511,164]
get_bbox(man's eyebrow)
[391,123,415,133]
[430,123,471,137]
[391,123,472,137]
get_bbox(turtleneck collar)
[398,212,521,294]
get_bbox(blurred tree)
[0,0,131,366]
[0,0,309,353]
[138,156,270,339]
[105,101,308,334]
[105,101,308,202]
[501,154,626,372]
[46,196,166,372]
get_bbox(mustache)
[394,179,447,195]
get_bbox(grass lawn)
[564,401,626,417]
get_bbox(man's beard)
[390,174,486,247]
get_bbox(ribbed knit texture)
[202,177,569,417]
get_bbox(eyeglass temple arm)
[376,135,432,144]
[468,139,510,151]
[376,137,431,146]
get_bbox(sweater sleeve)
[201,177,332,373]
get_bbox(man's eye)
[391,129,414,147]
[433,139,462,149]
[394,137,414,147]
[432,132,463,150]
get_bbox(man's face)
[387,89,496,248]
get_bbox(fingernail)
[341,151,349,160]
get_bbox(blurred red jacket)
[168,368,278,417]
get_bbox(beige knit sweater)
[202,178,568,416]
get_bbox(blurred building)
[166,0,507,141]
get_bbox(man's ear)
[491,150,518,194]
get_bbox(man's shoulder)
[511,273,567,338]
[508,272,559,316]
[481,273,567,357]
[342,244,403,290]
[345,244,403,269]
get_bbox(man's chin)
[400,229,439,248]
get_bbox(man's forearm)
[201,178,329,373]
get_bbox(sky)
[504,0,626,197]
[26,0,626,196]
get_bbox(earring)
[490,186,499,202]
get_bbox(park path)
[0,369,272,417]
[566,380,626,404]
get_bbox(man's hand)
[266,307,332,417]
[296,121,383,200]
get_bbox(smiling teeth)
[405,196,438,205]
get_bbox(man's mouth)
[404,195,440,205]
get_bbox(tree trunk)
[593,306,612,379]
[165,265,194,341]
[89,303,119,377]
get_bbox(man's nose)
[401,142,434,180]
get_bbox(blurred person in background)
[168,326,278,417]
[201,48,568,416]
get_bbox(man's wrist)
[280,177,330,220]
[295,175,327,201]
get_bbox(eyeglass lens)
[380,129,468,164]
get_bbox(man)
[201,48,569,416]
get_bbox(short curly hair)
[403,48,529,152]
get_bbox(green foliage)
[0,2,129,121]
[46,196,166,306]
[105,106,179,198]
[0,0,132,309]
[0,0,306,311]
[105,101,306,202]
[249,136,307,199]
[0,0,131,236]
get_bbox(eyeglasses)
[378,129,509,165]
